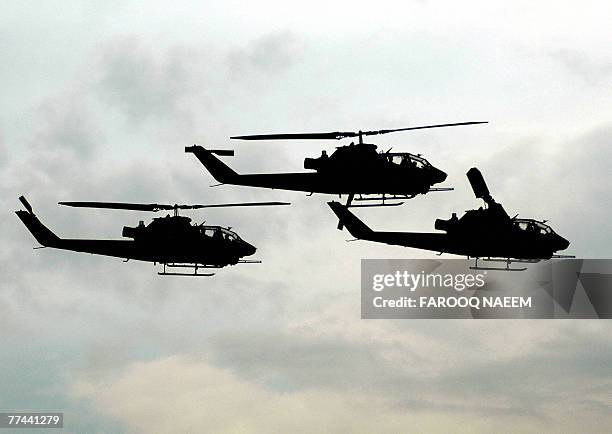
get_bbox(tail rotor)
[19,195,34,214]
[466,168,495,205]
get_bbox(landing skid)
[337,190,452,209]
[158,271,215,276]
[157,259,262,275]
[469,265,527,272]
[468,257,541,272]
[427,187,454,192]
[349,201,404,208]
[344,194,415,208]
[158,263,217,277]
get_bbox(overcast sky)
[2,1,612,432]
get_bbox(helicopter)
[328,168,572,271]
[185,121,487,212]
[15,196,289,276]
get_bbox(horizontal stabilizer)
[185,145,239,183]
[209,149,234,156]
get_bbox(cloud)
[228,31,304,76]
[551,49,612,86]
[475,121,612,257]
[73,338,612,434]
[202,307,612,422]
[68,356,511,434]
[0,130,7,168]
[95,38,202,129]
[32,93,104,159]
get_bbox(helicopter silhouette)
[328,168,572,271]
[186,122,487,212]
[15,196,288,276]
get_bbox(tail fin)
[185,145,239,184]
[328,201,374,239]
[15,196,60,247]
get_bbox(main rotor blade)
[186,201,290,209]
[364,121,488,136]
[231,132,357,140]
[231,121,487,141]
[59,201,172,212]
[59,201,290,212]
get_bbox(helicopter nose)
[431,168,447,184]
[555,235,570,251]
[243,242,256,256]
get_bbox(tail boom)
[328,201,450,252]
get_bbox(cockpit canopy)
[387,153,431,169]
[513,218,554,235]
[200,226,241,241]
[220,228,239,241]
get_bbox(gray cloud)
[95,38,203,129]
[475,122,612,257]
[32,95,103,159]
[72,356,471,434]
[228,31,304,76]
[551,49,612,86]
[202,319,612,421]
[0,130,7,168]
[72,320,612,433]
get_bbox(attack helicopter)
[186,121,487,211]
[16,196,288,276]
[328,168,572,271]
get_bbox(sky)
[1,1,612,432]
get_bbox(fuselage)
[186,144,447,196]
[16,210,256,267]
[328,201,570,262]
